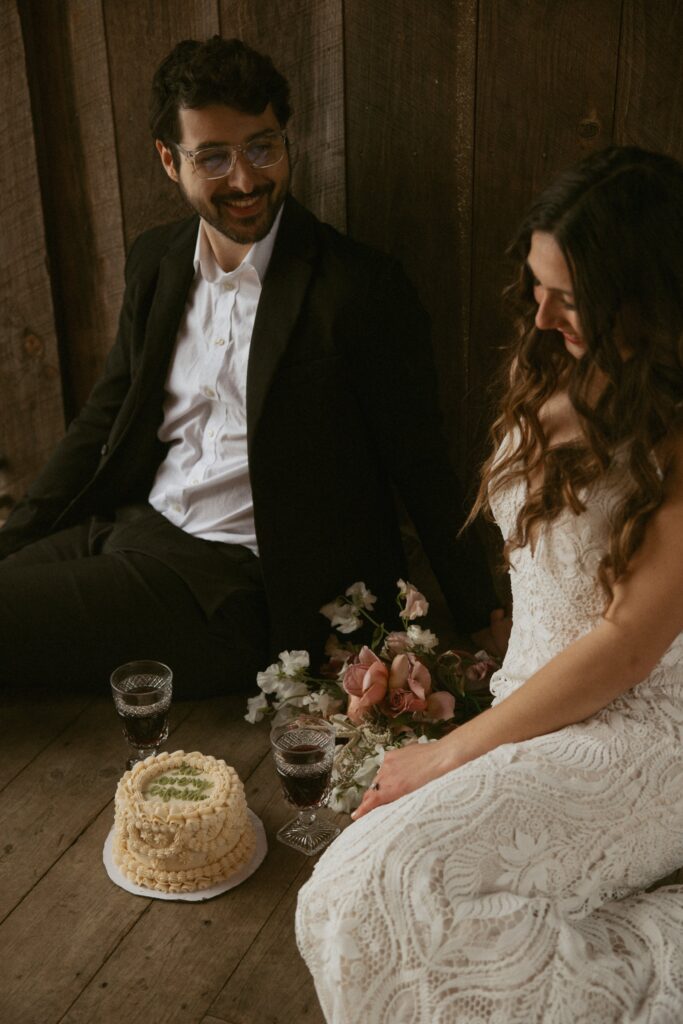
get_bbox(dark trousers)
[0,506,269,697]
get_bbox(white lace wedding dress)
[296,452,683,1023]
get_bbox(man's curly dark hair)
[150,36,291,146]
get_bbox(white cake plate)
[103,808,267,902]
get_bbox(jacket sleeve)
[0,238,144,559]
[349,256,498,634]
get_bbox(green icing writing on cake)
[147,763,214,802]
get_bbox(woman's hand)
[351,737,458,821]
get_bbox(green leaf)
[371,624,384,650]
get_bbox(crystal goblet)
[271,715,340,856]
[110,659,173,770]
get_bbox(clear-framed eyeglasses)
[174,130,288,180]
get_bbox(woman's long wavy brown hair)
[469,146,683,598]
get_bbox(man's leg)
[0,524,268,697]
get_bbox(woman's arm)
[353,436,683,819]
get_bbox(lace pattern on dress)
[296,443,683,1024]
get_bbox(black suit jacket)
[0,197,496,656]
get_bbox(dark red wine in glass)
[110,661,173,769]
[117,685,170,749]
[270,717,341,856]
[275,741,333,808]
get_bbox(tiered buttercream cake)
[113,750,255,893]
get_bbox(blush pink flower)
[465,656,498,684]
[342,646,389,722]
[423,691,456,722]
[388,654,432,700]
[321,634,354,678]
[381,653,432,717]
[382,631,411,657]
[383,687,428,718]
[397,578,430,620]
[345,694,365,725]
[403,585,429,620]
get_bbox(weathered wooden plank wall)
[614,0,683,152]
[217,0,346,231]
[468,0,624,462]
[4,0,683,515]
[1,2,64,505]
[344,0,478,472]
[19,0,128,419]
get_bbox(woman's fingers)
[351,778,408,821]
[351,780,384,820]
[350,739,459,821]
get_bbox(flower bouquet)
[245,580,499,813]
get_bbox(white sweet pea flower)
[304,690,344,717]
[320,599,363,634]
[351,751,383,787]
[271,698,309,726]
[407,624,439,651]
[328,784,364,815]
[345,582,377,610]
[272,677,311,701]
[244,693,269,724]
[256,662,283,694]
[328,713,359,741]
[279,649,310,677]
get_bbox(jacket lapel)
[246,197,317,449]
[119,201,317,450]
[103,218,197,459]
[134,217,198,398]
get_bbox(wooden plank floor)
[0,691,338,1024]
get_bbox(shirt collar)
[193,204,284,285]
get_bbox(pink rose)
[423,691,456,721]
[383,687,428,718]
[379,654,432,717]
[343,646,389,720]
[345,694,366,725]
[388,654,432,701]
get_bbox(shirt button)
[172,503,182,513]
[222,280,235,291]
[207,429,215,438]
[190,478,198,485]
[201,385,216,399]
[214,337,226,346]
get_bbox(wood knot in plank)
[578,118,601,140]
[23,331,44,357]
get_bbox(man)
[0,37,500,696]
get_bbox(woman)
[296,146,683,1023]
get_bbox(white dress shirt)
[148,209,283,554]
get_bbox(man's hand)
[471,607,512,660]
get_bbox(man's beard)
[177,178,287,245]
